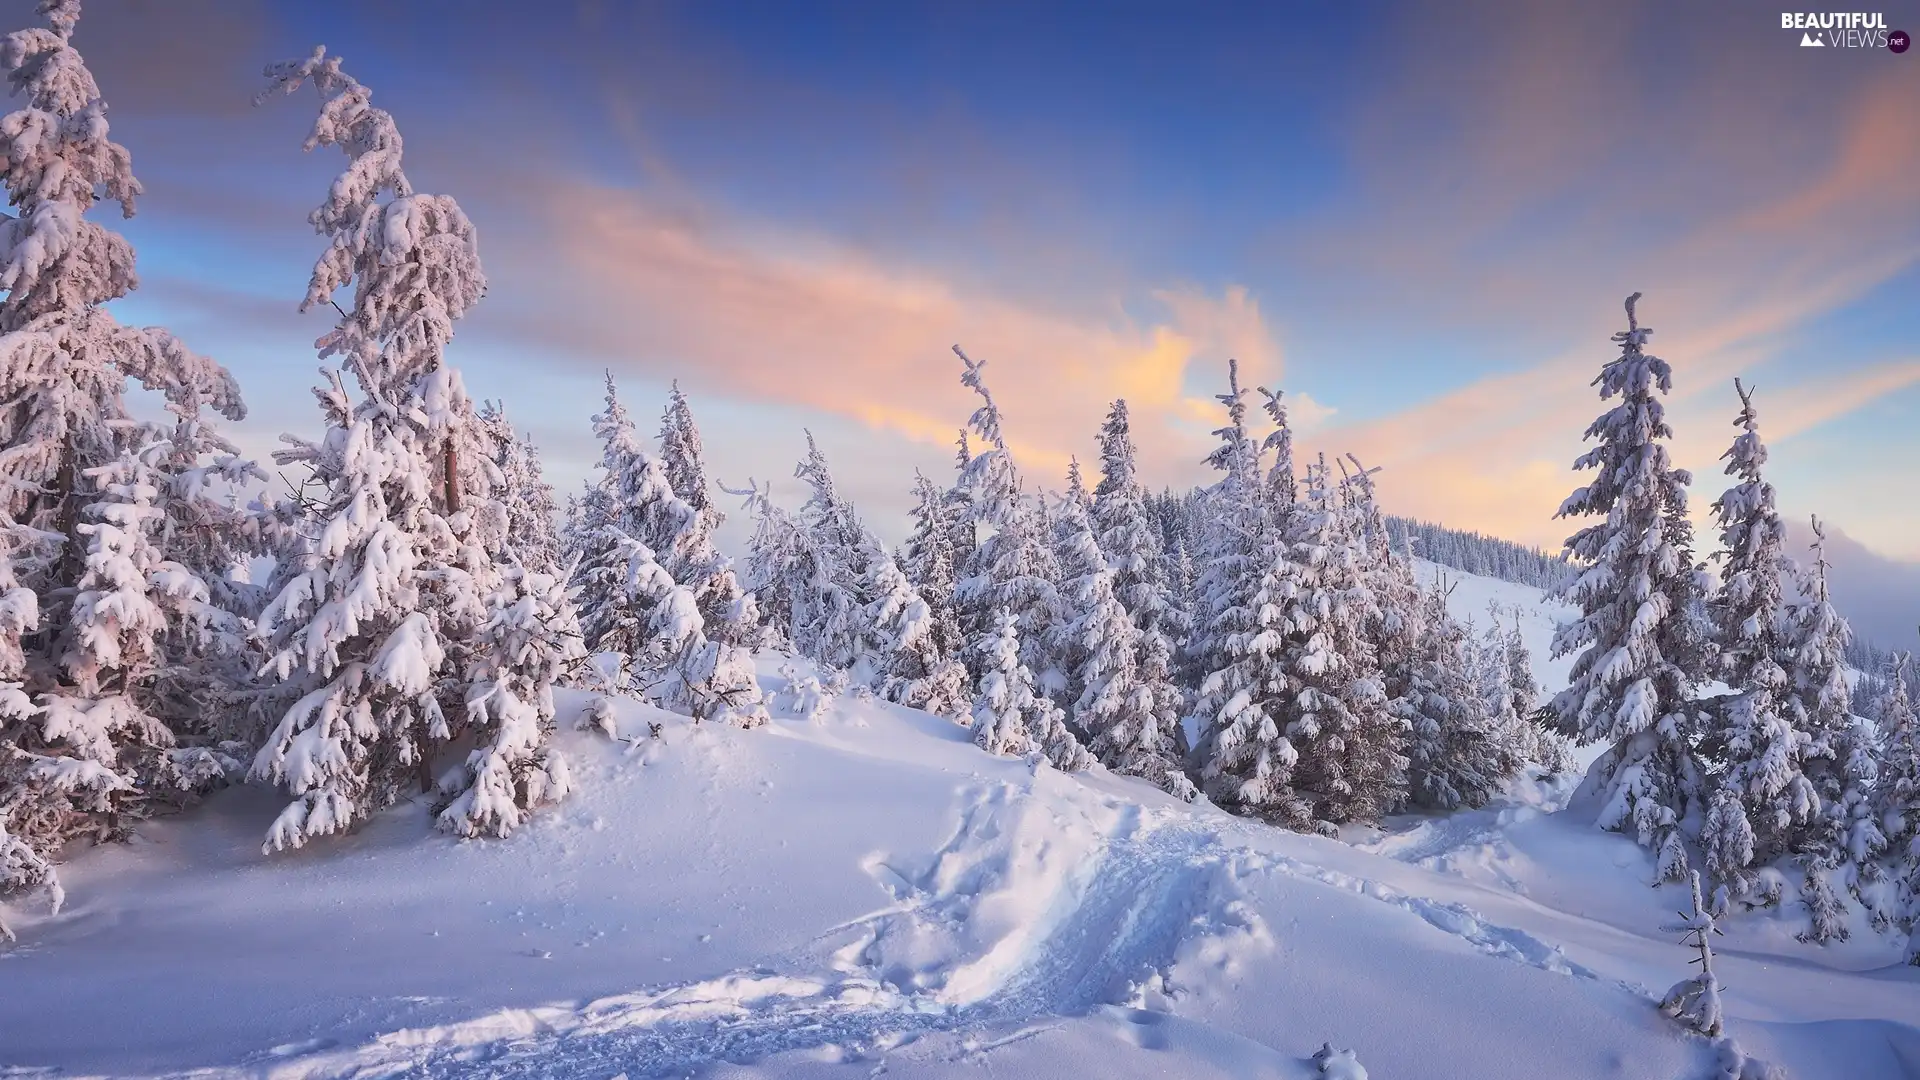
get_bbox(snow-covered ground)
[2,568,1917,1080]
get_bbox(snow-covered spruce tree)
[656,383,756,647]
[566,377,766,725]
[1338,453,1443,810]
[1489,610,1574,775]
[249,50,581,850]
[787,431,867,672]
[435,560,577,836]
[860,531,968,716]
[951,346,1062,687]
[1092,400,1180,642]
[1189,361,1310,825]
[1045,460,1098,715]
[721,476,802,651]
[568,375,659,663]
[1548,293,1709,881]
[970,609,1088,771]
[478,402,563,577]
[1401,591,1512,812]
[1059,460,1191,799]
[1700,382,1815,895]
[1869,653,1920,946]
[900,470,968,703]
[0,0,259,907]
[1280,457,1406,828]
[1787,518,1873,943]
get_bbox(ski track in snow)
[193,780,1274,1080]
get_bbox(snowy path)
[200,780,1274,1080]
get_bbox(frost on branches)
[1549,294,1708,881]
[970,610,1089,772]
[0,0,256,914]
[248,49,571,852]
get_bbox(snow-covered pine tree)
[435,560,577,837]
[951,346,1061,687]
[479,402,563,577]
[1869,653,1919,948]
[1495,610,1574,775]
[1787,518,1872,943]
[860,531,968,716]
[569,374,660,662]
[901,471,967,698]
[0,0,259,905]
[1092,400,1179,641]
[721,477,803,651]
[969,609,1088,771]
[1189,361,1308,826]
[788,431,867,671]
[1060,459,1192,799]
[1400,586,1511,811]
[1549,293,1709,881]
[656,383,756,647]
[249,49,595,848]
[1044,460,1099,715]
[1700,380,1813,895]
[1281,456,1405,828]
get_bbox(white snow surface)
[1,566,1916,1080]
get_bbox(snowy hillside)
[3,569,1916,1080]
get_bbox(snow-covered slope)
[2,571,1916,1080]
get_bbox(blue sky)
[18,0,1920,638]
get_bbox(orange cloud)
[511,187,1286,499]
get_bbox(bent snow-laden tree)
[248,49,570,852]
[0,0,257,925]
[1549,293,1710,881]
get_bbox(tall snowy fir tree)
[0,0,258,914]
[247,49,588,850]
[788,432,868,672]
[568,376,660,663]
[1786,520,1872,942]
[1188,361,1308,825]
[900,470,968,702]
[1059,456,1191,799]
[1866,654,1920,959]
[1700,381,1811,895]
[950,347,1060,689]
[656,384,755,648]
[1548,294,1708,881]
[1400,588,1508,812]
[1279,457,1405,828]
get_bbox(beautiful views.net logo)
[1781,11,1910,50]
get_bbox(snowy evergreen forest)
[0,0,1916,990]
